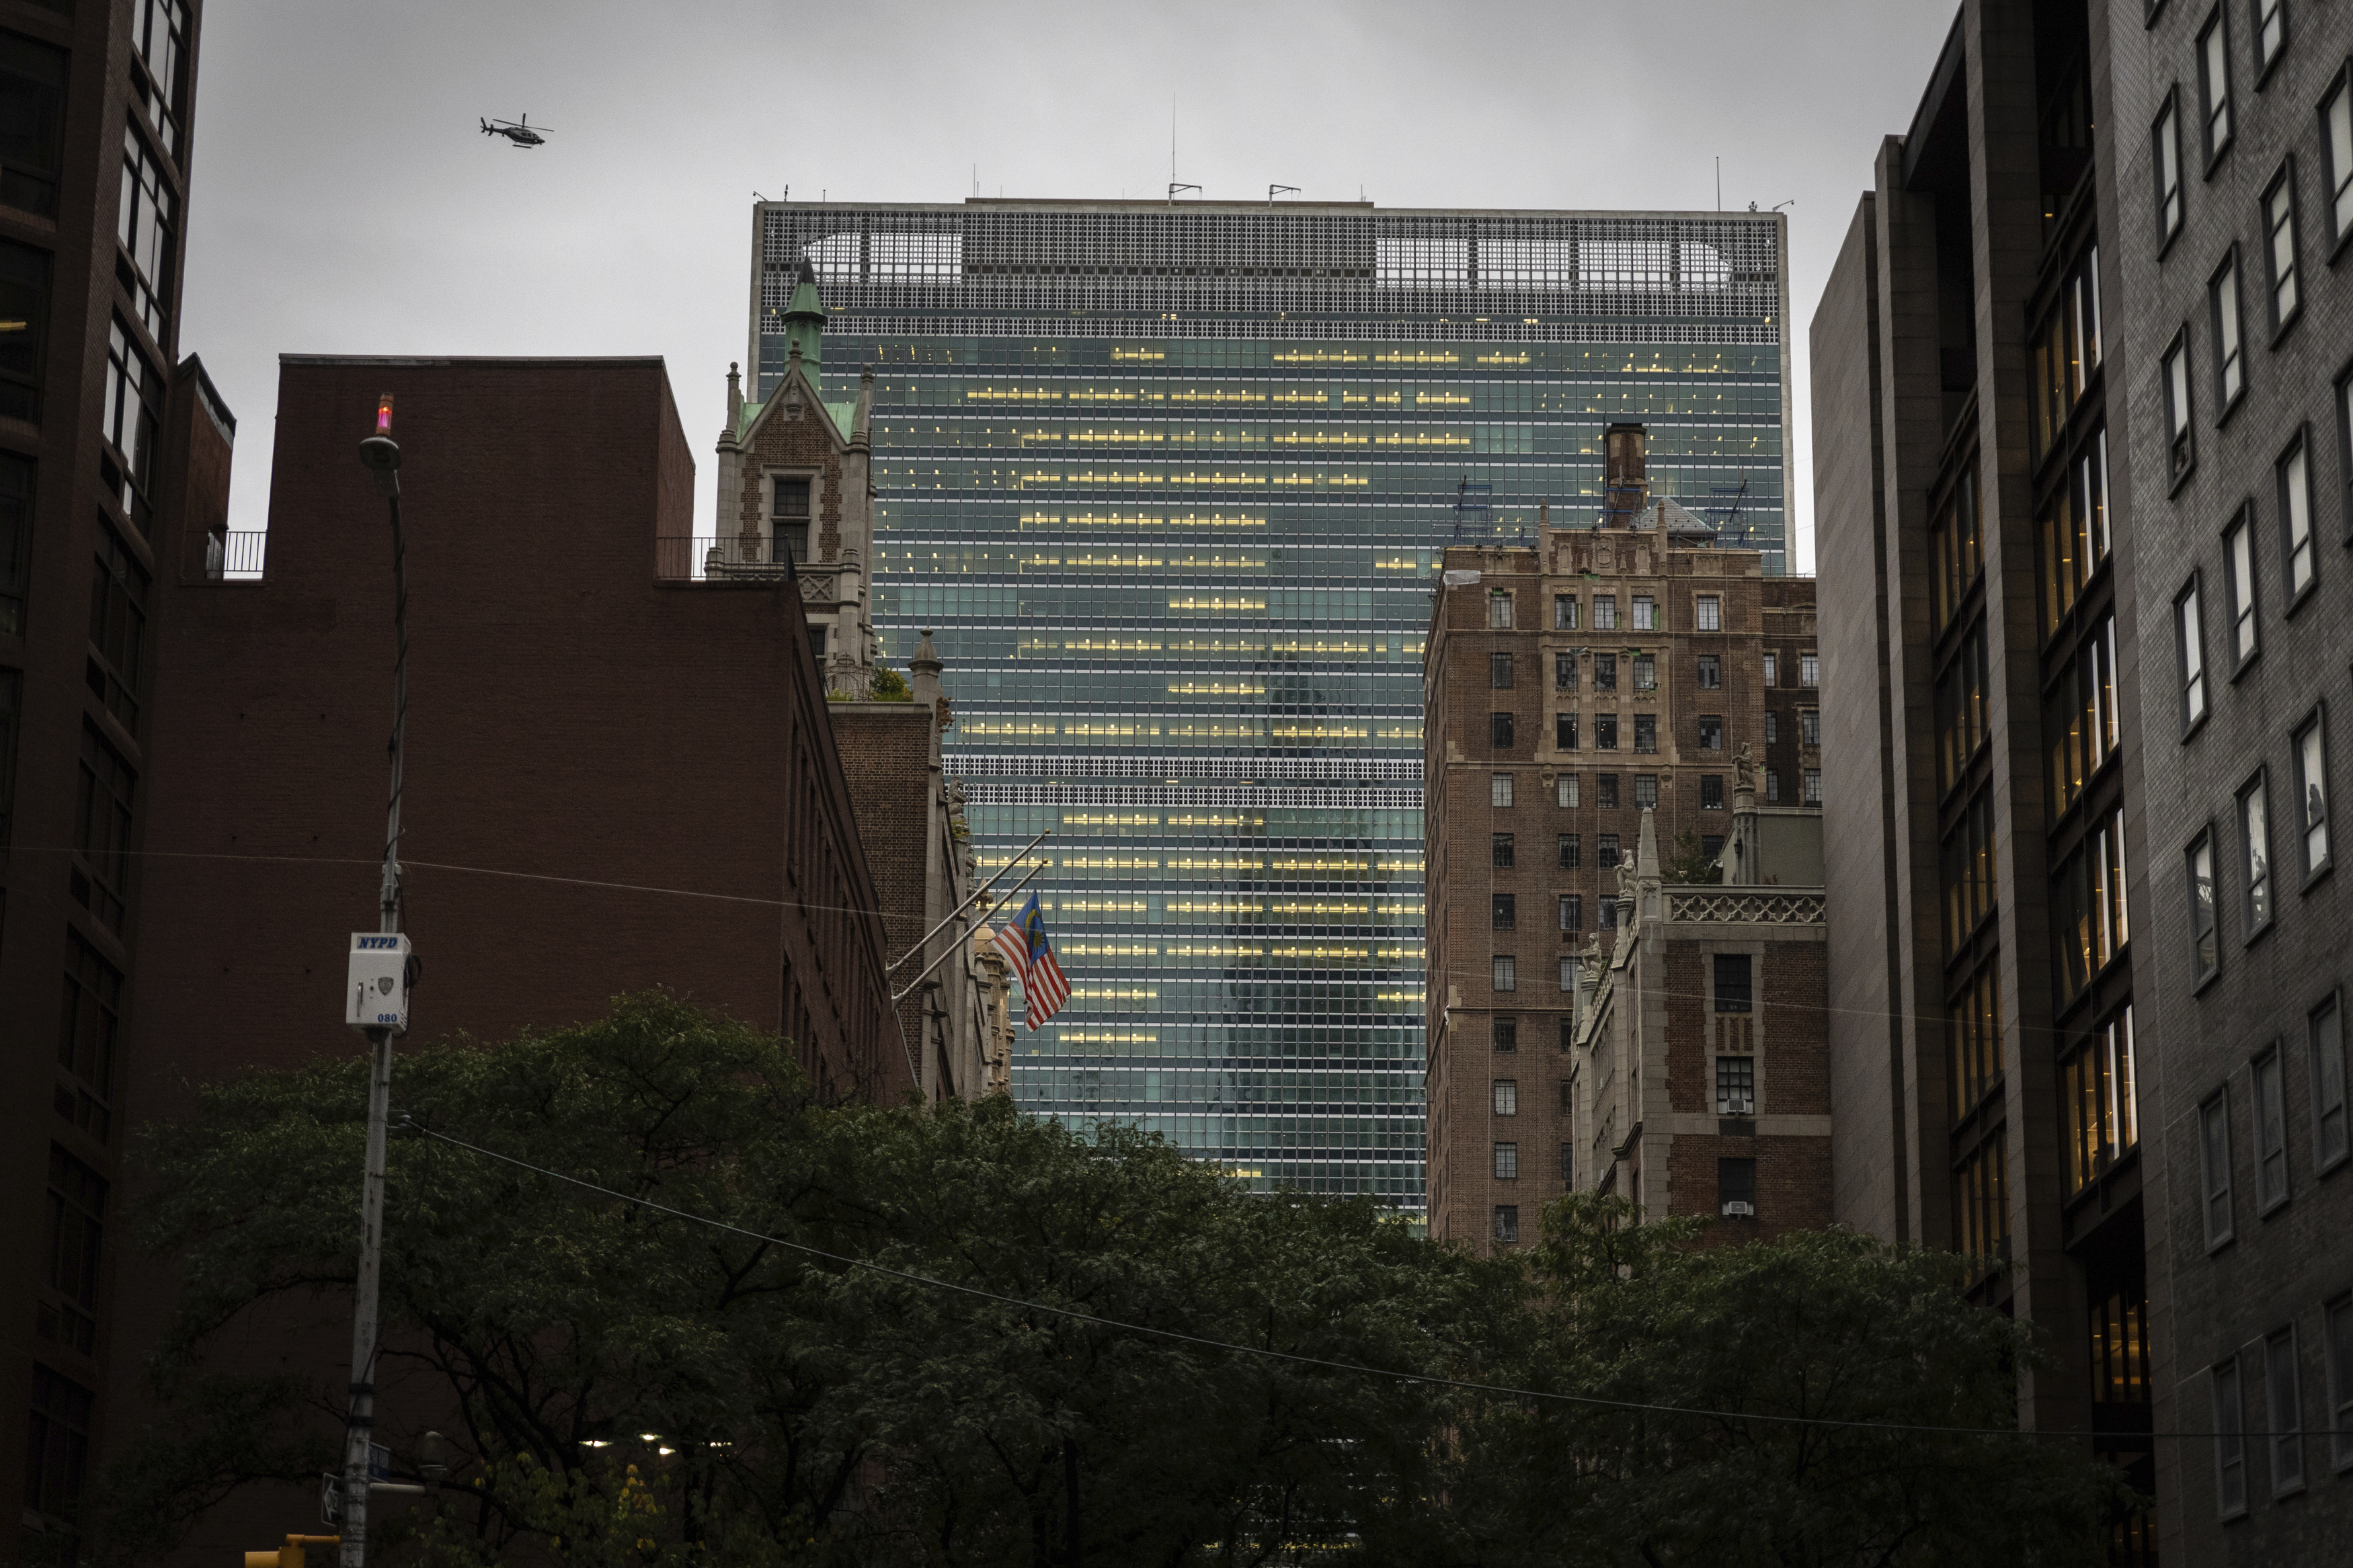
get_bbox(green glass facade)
[751,202,1790,1212]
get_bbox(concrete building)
[748,198,1798,1211]
[1566,795,1831,1243]
[1420,424,1820,1251]
[1812,1,2351,1557]
[0,1,223,1558]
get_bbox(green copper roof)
[781,259,826,372]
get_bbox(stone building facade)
[1421,423,1821,1251]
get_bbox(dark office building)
[1816,1,2353,1560]
[0,1,218,1561]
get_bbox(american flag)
[996,892,1072,1031]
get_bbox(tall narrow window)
[2280,434,2315,600]
[2323,66,2353,248]
[1632,655,1656,692]
[0,33,69,217]
[1698,715,1723,751]
[1800,653,1819,688]
[1553,593,1578,630]
[1494,1141,1518,1179]
[103,321,163,509]
[1696,654,1720,689]
[2265,167,2301,331]
[1696,595,1720,631]
[1492,1205,1519,1243]
[1492,1078,1518,1115]
[1633,774,1658,810]
[1490,712,1515,747]
[2163,332,2196,483]
[1631,594,1656,630]
[1801,709,1821,747]
[131,0,189,159]
[1714,953,1753,1013]
[2189,833,2221,982]
[1718,1157,1757,1216]
[1490,772,1513,808]
[1591,595,1617,630]
[1492,894,1516,930]
[1803,768,1821,804]
[2155,91,2186,243]
[118,126,175,342]
[2201,1089,2235,1249]
[1490,651,1515,689]
[1492,956,1516,993]
[1554,650,1579,691]
[1763,652,1778,686]
[2224,509,2258,667]
[2268,1327,2305,1493]
[73,726,135,932]
[1556,712,1579,750]
[0,239,52,424]
[2210,251,2244,407]
[2178,578,2208,728]
[41,1145,106,1356]
[24,1365,93,1528]
[2295,711,2330,876]
[2254,1044,2291,1210]
[2313,992,2348,1171]
[2251,0,2285,77]
[2213,1358,2248,1516]
[1555,774,1579,809]
[1632,714,1656,753]
[0,451,30,636]
[1595,715,1617,751]
[2241,773,2273,933]
[2327,1295,2353,1473]
[1488,589,1513,629]
[1492,832,1516,869]
[1492,1016,1518,1053]
[1593,653,1616,690]
[2198,9,2234,163]
[1558,893,1582,932]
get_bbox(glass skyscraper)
[748,201,1790,1214]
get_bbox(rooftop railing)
[656,536,805,582]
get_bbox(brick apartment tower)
[0,1,221,1559]
[1421,424,1820,1252]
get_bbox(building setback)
[0,0,219,1555]
[1814,0,2352,1557]
[1421,425,1820,1251]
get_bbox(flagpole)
[891,862,1046,1003]
[883,830,1051,974]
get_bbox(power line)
[403,1118,2244,1442]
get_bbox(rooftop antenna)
[1269,183,1299,205]
[1714,157,1720,212]
[1169,182,1201,203]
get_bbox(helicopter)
[480,115,551,148]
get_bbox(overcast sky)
[182,0,1957,571]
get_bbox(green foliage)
[1665,826,1725,885]
[869,665,912,701]
[104,997,2131,1567]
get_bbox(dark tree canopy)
[103,994,2130,1567]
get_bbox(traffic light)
[244,1534,339,1567]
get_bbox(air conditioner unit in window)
[1721,1200,1755,1218]
[1720,1098,1753,1116]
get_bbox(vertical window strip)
[2268,1327,2305,1493]
[2201,12,2234,159]
[2295,714,2329,873]
[2255,1045,2290,1208]
[2189,833,2221,981]
[2227,512,2258,664]
[2164,335,2194,481]
[2202,1090,2236,1248]
[2212,253,2243,405]
[2179,580,2207,727]
[2326,74,2353,243]
[2157,95,2185,241]
[2327,1295,2353,1472]
[2282,436,2314,597]
[2215,1358,2249,1517]
[2313,993,2348,1169]
[2243,775,2272,931]
[2253,0,2284,73]
[2268,173,2300,326]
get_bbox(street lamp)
[337,393,415,1568]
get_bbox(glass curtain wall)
[754,203,1788,1211]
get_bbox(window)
[1696,654,1720,689]
[1558,893,1583,934]
[1950,959,2004,1122]
[24,1364,93,1527]
[1558,956,1578,992]
[1800,710,1820,747]
[60,932,120,1143]
[2046,618,2120,819]
[0,32,69,216]
[1634,774,1657,810]
[102,321,162,509]
[2202,1090,2236,1249]
[1632,654,1656,691]
[2155,89,2186,243]
[2313,992,2348,1171]
[1701,774,1724,811]
[1490,772,1514,807]
[2280,432,2315,601]
[2295,711,2330,876]
[73,726,134,932]
[1557,833,1580,870]
[1489,711,1515,747]
[1492,956,1517,993]
[2056,808,2132,999]
[2162,331,2196,485]
[1800,654,1819,688]
[1714,952,1753,1013]
[2224,507,2258,667]
[1556,712,1579,749]
[2039,431,2114,634]
[1763,652,1778,687]
[1697,714,1722,751]
[2241,773,2273,934]
[1631,594,1656,630]
[1,450,30,636]
[1716,1055,1755,1114]
[1597,776,1620,811]
[1932,470,1985,632]
[2198,9,2234,164]
[2329,1296,2353,1473]
[2262,166,2301,337]
[1632,714,1656,753]
[118,126,175,341]
[1492,832,1515,869]
[2323,65,2353,249]
[132,0,189,158]
[41,1145,105,1356]
[1494,1142,1518,1180]
[1766,771,1780,802]
[1764,712,1778,746]
[1561,1142,1574,1184]
[1593,653,1617,690]
[2251,0,2284,77]
[1492,894,1517,930]
[2254,1044,2291,1210]
[1802,769,1821,804]
[2063,1009,2140,1192]
[2178,577,2209,729]
[1555,774,1579,809]
[2214,1357,2248,1518]
[1554,651,1578,690]
[1696,594,1720,631]
[1553,593,1578,630]
[0,238,52,423]
[89,525,149,735]
[1956,1128,2010,1274]
[1599,895,1618,930]
[2266,1326,2305,1492]
[1488,589,1513,628]
[1591,595,1618,630]
[2210,250,2245,407]
[2189,833,2221,982]
[1718,1157,1757,1216]
[1493,1078,1519,1115]
[1492,1204,1519,1243]
[1490,651,1515,689]
[1595,715,1618,751]
[1598,831,1620,868]
[769,475,812,562]
[1492,1016,1517,1052]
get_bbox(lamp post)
[340,395,411,1568]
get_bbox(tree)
[1664,827,1724,885]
